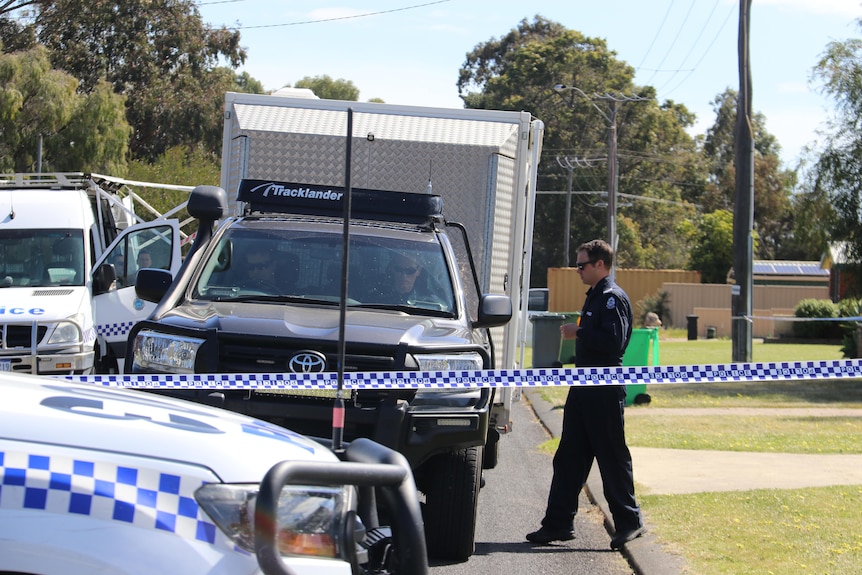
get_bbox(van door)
[92,220,182,373]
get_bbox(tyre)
[422,445,483,561]
[483,428,500,469]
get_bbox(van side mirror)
[93,263,117,296]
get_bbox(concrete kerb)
[523,389,686,575]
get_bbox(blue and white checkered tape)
[0,449,227,549]
[65,359,862,389]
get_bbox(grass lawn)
[640,486,862,575]
[523,335,862,574]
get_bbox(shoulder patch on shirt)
[607,296,616,310]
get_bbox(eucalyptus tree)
[294,75,361,101]
[457,16,703,283]
[0,46,129,172]
[33,0,245,160]
[810,21,862,287]
[699,89,796,260]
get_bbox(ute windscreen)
[193,224,457,315]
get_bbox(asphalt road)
[429,395,635,575]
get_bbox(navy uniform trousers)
[541,384,642,533]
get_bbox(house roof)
[822,242,850,268]
[727,260,829,286]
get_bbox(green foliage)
[0,46,129,172]
[35,0,246,160]
[0,11,35,52]
[793,298,839,339]
[126,145,220,189]
[780,163,835,260]
[457,16,704,282]
[294,75,360,101]
[47,80,131,173]
[810,26,862,273]
[234,71,265,95]
[636,289,671,326]
[126,145,220,238]
[699,89,796,260]
[686,210,734,283]
[836,297,862,358]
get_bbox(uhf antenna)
[333,108,354,453]
[426,160,432,194]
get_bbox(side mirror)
[475,294,512,329]
[135,268,174,303]
[93,263,117,295]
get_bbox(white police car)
[0,372,427,575]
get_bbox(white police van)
[0,372,427,575]
[0,172,188,375]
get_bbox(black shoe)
[526,526,575,544]
[610,526,646,549]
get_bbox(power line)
[634,0,735,102]
[636,0,676,73]
[661,3,736,98]
[655,0,722,93]
[643,0,696,86]
[201,0,452,30]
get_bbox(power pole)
[732,0,754,362]
[557,155,605,266]
[552,85,649,271]
[557,156,574,267]
[606,101,619,254]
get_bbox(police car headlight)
[415,352,483,372]
[195,483,351,559]
[131,330,204,373]
[47,315,85,344]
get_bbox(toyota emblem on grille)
[288,350,327,373]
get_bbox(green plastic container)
[622,328,660,405]
[558,324,658,406]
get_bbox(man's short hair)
[577,239,613,267]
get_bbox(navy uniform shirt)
[574,276,633,368]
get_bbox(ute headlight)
[132,330,204,373]
[47,315,85,345]
[195,483,352,559]
[415,352,483,372]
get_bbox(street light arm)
[552,84,611,122]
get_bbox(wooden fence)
[545,268,830,338]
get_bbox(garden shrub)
[793,299,839,339]
[636,290,671,328]
[837,297,862,358]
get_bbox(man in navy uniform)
[526,239,645,550]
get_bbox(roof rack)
[236,179,444,225]
[0,172,89,189]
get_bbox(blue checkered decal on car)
[96,320,136,339]
[0,450,218,545]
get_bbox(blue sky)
[198,0,862,167]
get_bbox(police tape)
[65,359,862,390]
